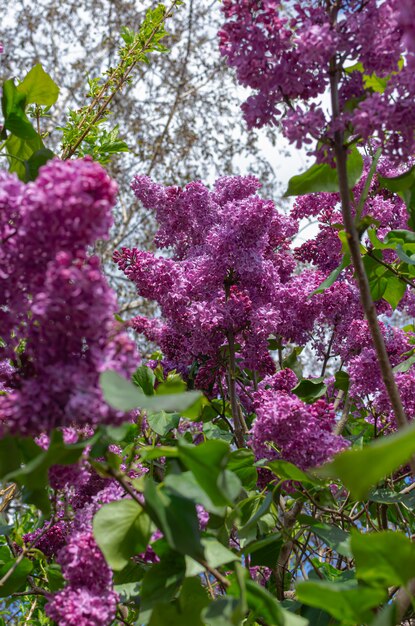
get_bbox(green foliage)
[292,378,327,403]
[296,580,386,625]
[60,2,181,162]
[0,64,58,180]
[317,420,415,499]
[93,499,152,570]
[352,530,415,587]
[100,369,202,413]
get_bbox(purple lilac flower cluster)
[293,156,409,273]
[0,158,139,435]
[397,0,415,65]
[219,0,415,161]
[115,175,298,382]
[251,379,347,470]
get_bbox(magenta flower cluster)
[251,381,347,470]
[250,370,347,470]
[0,159,139,435]
[219,0,415,161]
[115,175,298,382]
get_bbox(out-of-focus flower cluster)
[219,0,415,161]
[0,158,139,436]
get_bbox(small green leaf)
[393,353,415,373]
[378,166,415,193]
[144,478,204,561]
[178,440,241,506]
[100,370,201,413]
[227,449,258,490]
[334,370,350,393]
[311,254,351,295]
[165,471,226,516]
[267,460,321,486]
[0,557,33,597]
[132,365,155,395]
[299,517,351,558]
[148,411,180,436]
[17,64,60,106]
[284,148,363,196]
[93,499,151,570]
[292,378,327,403]
[382,275,407,309]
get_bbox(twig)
[329,48,411,445]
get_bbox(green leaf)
[0,436,21,478]
[382,275,407,309]
[178,440,241,506]
[17,64,60,106]
[26,148,55,181]
[227,449,258,490]
[6,133,45,181]
[334,370,350,393]
[238,492,273,534]
[46,564,65,592]
[186,537,238,576]
[396,243,415,266]
[148,577,210,626]
[0,557,33,597]
[242,533,283,568]
[292,378,327,403]
[378,166,415,193]
[100,370,201,413]
[202,597,244,626]
[362,252,405,307]
[367,228,393,250]
[164,471,226,516]
[385,229,415,244]
[393,353,415,373]
[4,112,38,139]
[351,530,415,587]
[284,148,363,196]
[316,420,415,499]
[144,478,204,560]
[266,460,321,486]
[243,579,285,626]
[139,551,186,623]
[132,365,155,395]
[299,517,351,558]
[311,254,351,295]
[296,580,386,625]
[93,499,151,570]
[148,411,180,436]
[368,487,415,505]
[4,430,94,514]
